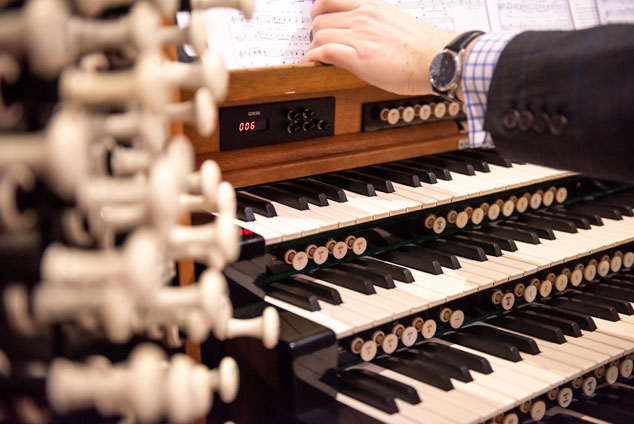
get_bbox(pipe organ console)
[181,37,634,424]
[2,1,634,424]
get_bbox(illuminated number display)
[238,118,268,132]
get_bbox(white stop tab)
[623,252,634,268]
[597,260,610,277]
[530,401,546,421]
[542,190,555,207]
[556,187,568,203]
[610,255,622,273]
[557,387,573,408]
[401,326,418,347]
[487,203,501,220]
[360,340,378,362]
[312,246,329,265]
[582,376,597,396]
[555,274,568,292]
[584,264,597,281]
[331,241,348,259]
[432,217,447,234]
[605,365,619,384]
[455,211,469,228]
[620,359,633,378]
[291,252,308,271]
[421,319,437,339]
[569,269,583,287]
[352,237,367,255]
[382,333,399,354]
[471,207,484,225]
[501,292,515,310]
[516,196,529,213]
[539,280,552,298]
[523,285,538,303]
[502,200,515,216]
[449,310,465,329]
[529,192,542,209]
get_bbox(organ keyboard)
[185,64,634,424]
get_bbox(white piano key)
[375,190,424,212]
[345,190,408,216]
[326,200,375,224]
[386,183,440,207]
[581,330,634,354]
[264,296,353,338]
[442,267,495,290]
[393,281,447,307]
[593,317,634,342]
[235,219,282,244]
[459,257,520,282]
[392,182,454,205]
[252,213,303,241]
[486,255,537,275]
[306,202,357,228]
[340,191,391,220]
[269,201,335,233]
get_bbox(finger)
[312,11,353,33]
[310,28,351,49]
[311,0,362,21]
[304,43,359,71]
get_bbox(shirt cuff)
[462,32,518,148]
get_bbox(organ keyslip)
[183,62,634,424]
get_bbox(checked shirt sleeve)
[462,32,518,148]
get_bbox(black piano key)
[463,230,518,252]
[401,160,452,181]
[313,174,376,197]
[514,309,582,337]
[606,275,634,288]
[365,165,421,188]
[414,342,493,374]
[449,234,503,256]
[568,203,623,220]
[297,179,348,203]
[355,257,415,283]
[404,245,461,269]
[438,152,490,172]
[277,181,329,206]
[376,250,443,275]
[310,268,376,295]
[555,207,604,226]
[602,193,634,209]
[549,297,620,321]
[584,283,634,302]
[236,191,277,217]
[287,277,343,305]
[385,162,437,184]
[248,186,309,211]
[521,214,578,233]
[569,397,634,424]
[267,282,321,311]
[498,220,556,240]
[236,202,256,222]
[416,156,475,176]
[425,239,487,261]
[483,225,541,244]
[375,356,454,391]
[444,331,523,362]
[340,170,395,193]
[524,304,597,331]
[342,369,421,405]
[354,228,402,250]
[460,325,540,354]
[457,149,513,167]
[566,290,634,315]
[337,377,399,414]
[491,316,566,344]
[334,263,396,289]
[395,350,473,382]
[534,210,591,230]
[586,200,634,217]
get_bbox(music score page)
[178,0,634,68]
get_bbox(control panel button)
[402,106,415,123]
[419,104,432,121]
[448,102,461,117]
[387,108,400,125]
[433,102,447,119]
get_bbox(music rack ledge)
[185,63,463,188]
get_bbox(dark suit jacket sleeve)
[484,24,634,183]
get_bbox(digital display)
[238,118,267,132]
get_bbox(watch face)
[430,51,458,92]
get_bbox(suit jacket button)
[549,113,568,136]
[503,109,520,130]
[533,112,550,133]
[518,110,534,132]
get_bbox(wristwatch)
[429,30,484,102]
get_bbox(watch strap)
[446,30,485,53]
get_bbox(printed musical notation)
[188,0,634,69]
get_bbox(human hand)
[304,0,456,95]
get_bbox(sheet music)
[597,0,634,24]
[186,0,634,69]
